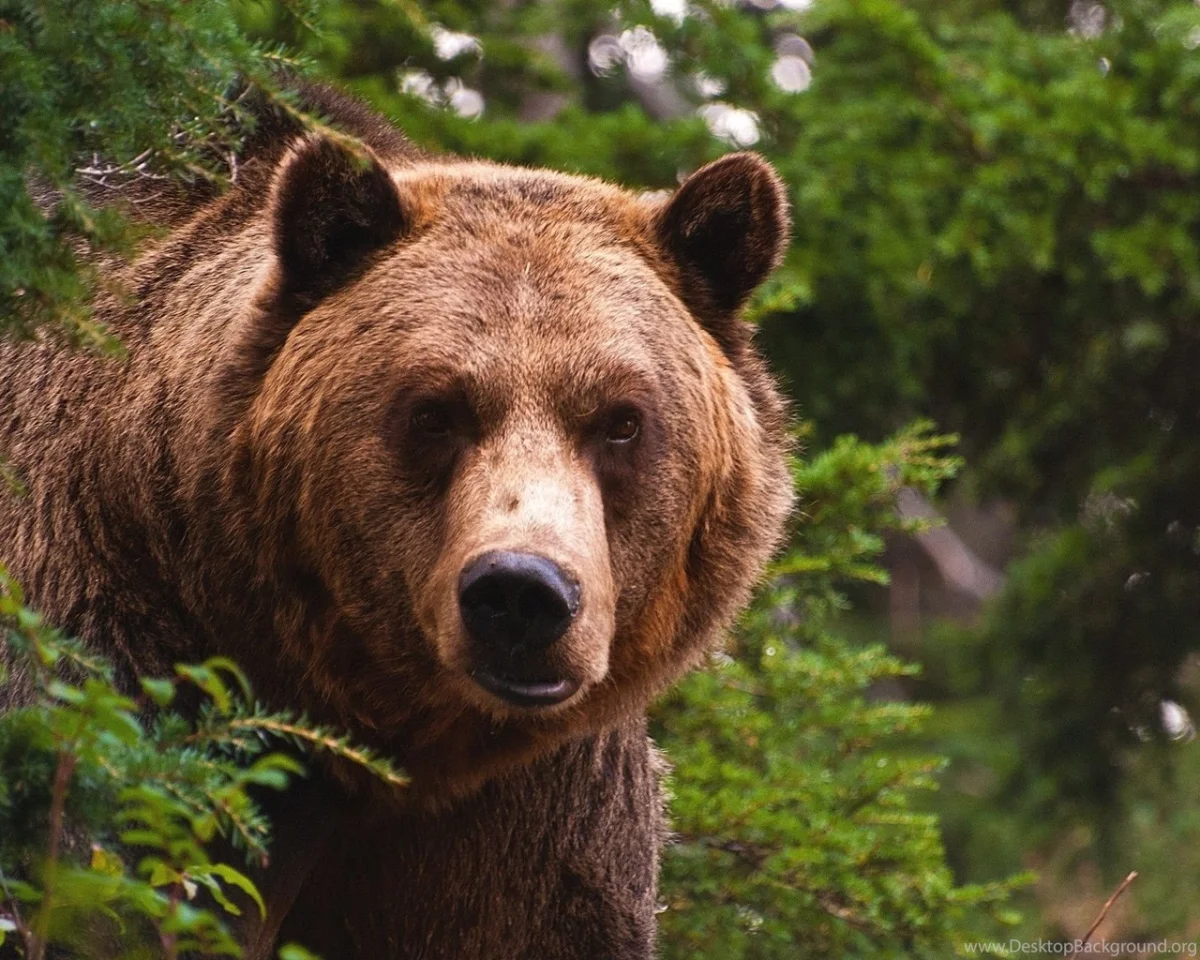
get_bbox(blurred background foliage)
[4,0,1200,954]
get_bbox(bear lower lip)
[471,669,580,708]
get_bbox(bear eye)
[411,402,454,438]
[605,408,641,444]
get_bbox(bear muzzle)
[458,550,583,708]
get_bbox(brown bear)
[0,85,793,957]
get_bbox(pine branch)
[222,715,410,789]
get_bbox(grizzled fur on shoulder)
[0,83,793,957]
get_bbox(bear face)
[189,136,793,797]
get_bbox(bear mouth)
[470,668,581,709]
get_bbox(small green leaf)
[207,864,266,918]
[90,844,124,877]
[175,664,231,712]
[140,677,176,707]
[148,862,181,887]
[279,945,323,960]
[202,657,254,702]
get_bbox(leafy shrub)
[655,425,1028,958]
[0,0,316,345]
[0,571,401,958]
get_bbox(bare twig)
[814,892,874,933]
[160,886,183,960]
[29,750,77,960]
[0,863,34,953]
[77,148,171,189]
[1068,871,1138,958]
[895,488,1005,601]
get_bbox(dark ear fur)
[656,153,790,355]
[270,135,409,311]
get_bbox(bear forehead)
[356,164,673,326]
[339,249,695,395]
[342,225,704,384]
[300,159,720,400]
[391,161,652,240]
[306,229,714,426]
[339,170,683,339]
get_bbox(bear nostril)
[459,551,579,653]
[473,580,508,620]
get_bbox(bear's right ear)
[267,135,410,311]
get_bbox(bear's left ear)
[655,153,790,351]
[268,134,410,312]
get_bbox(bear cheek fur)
[236,312,442,736]
[578,318,792,729]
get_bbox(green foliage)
[654,426,1028,958]
[0,570,403,957]
[751,0,1200,831]
[0,0,316,346]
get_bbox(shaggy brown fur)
[0,85,793,957]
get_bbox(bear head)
[198,135,794,798]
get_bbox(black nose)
[459,551,580,653]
